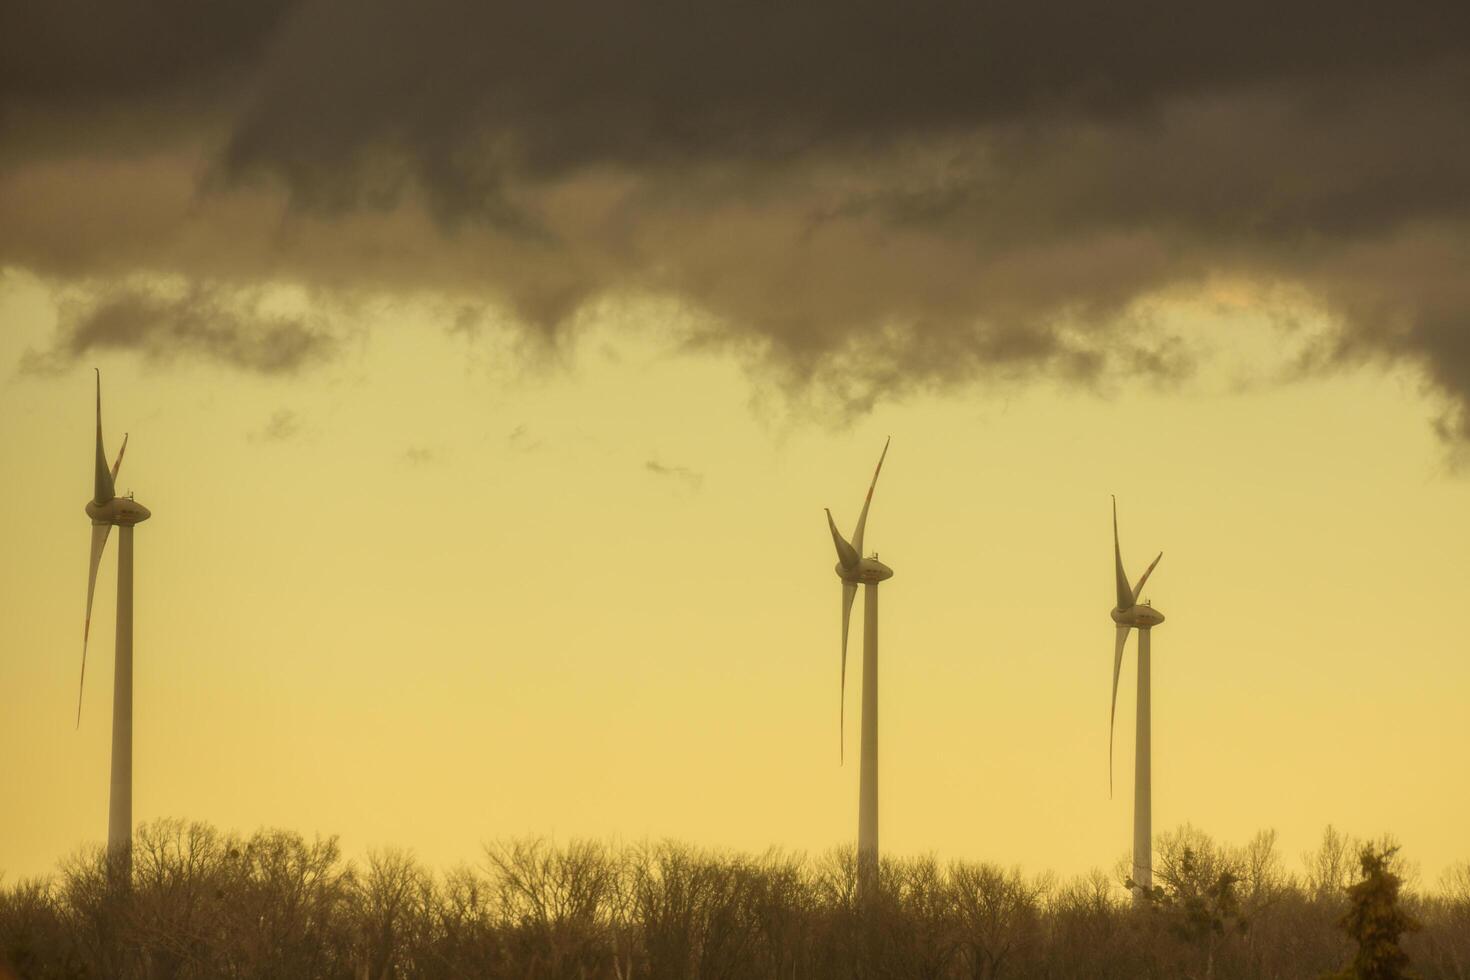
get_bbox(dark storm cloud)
[4,1,1470,434]
[20,282,339,375]
[0,2,290,102]
[0,1,296,163]
[213,1,1465,200]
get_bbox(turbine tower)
[825,438,892,896]
[78,370,151,877]
[1108,496,1163,906]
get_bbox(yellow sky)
[1,267,1466,885]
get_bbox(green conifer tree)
[1327,843,1420,980]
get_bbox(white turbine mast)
[825,437,893,897]
[1108,496,1164,905]
[78,369,151,878]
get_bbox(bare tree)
[217,828,355,978]
[485,838,626,980]
[1410,862,1470,980]
[0,876,73,979]
[422,863,504,976]
[353,848,430,979]
[128,819,233,978]
[879,855,961,980]
[1305,826,1360,903]
[949,862,1042,980]
[1043,870,1133,980]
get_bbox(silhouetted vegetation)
[1327,843,1422,980]
[3,820,1469,979]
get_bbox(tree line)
[2,820,1465,979]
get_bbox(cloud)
[18,280,339,375]
[250,409,301,443]
[402,446,437,466]
[506,424,542,453]
[645,459,703,492]
[4,1,1470,436]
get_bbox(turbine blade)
[826,509,859,568]
[94,370,114,505]
[840,581,857,763]
[850,437,890,559]
[78,522,113,727]
[110,433,129,485]
[1112,496,1131,611]
[1131,552,1163,605]
[1109,625,1131,798]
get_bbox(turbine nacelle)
[1111,604,1165,628]
[835,557,894,584]
[86,497,152,526]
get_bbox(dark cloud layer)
[218,3,1468,208]
[0,2,289,103]
[3,1,1470,434]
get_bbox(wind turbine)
[78,369,151,876]
[1108,496,1163,905]
[825,438,892,895]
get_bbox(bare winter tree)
[353,848,430,979]
[949,862,1043,980]
[485,838,628,980]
